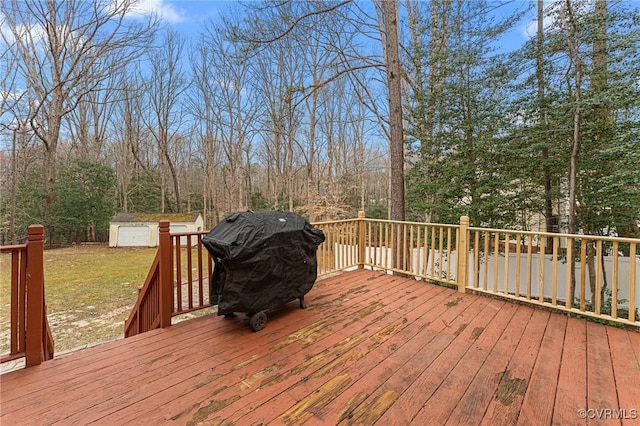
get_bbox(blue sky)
[136,0,537,52]
[129,0,229,29]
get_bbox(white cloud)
[126,0,186,24]
[1,20,47,46]
[1,90,25,102]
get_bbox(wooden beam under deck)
[1,269,639,425]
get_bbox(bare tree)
[65,57,120,163]
[143,30,188,213]
[188,39,225,225]
[201,21,260,212]
[251,38,304,211]
[111,73,141,212]
[229,0,403,219]
[1,0,157,237]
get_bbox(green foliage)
[12,165,47,239]
[405,0,640,235]
[405,0,525,228]
[365,202,388,220]
[52,159,117,243]
[251,191,272,210]
[4,160,117,244]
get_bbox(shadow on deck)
[1,269,639,425]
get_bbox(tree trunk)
[538,0,555,252]
[562,0,582,304]
[587,0,608,309]
[382,0,406,272]
[382,0,405,222]
[43,96,63,245]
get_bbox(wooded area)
[1,0,638,246]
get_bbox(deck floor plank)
[552,316,587,426]
[586,321,622,424]
[606,327,640,425]
[303,288,475,426]
[479,308,550,425]
[517,313,567,425]
[234,281,454,426]
[1,269,637,426]
[371,298,506,425]
[442,304,533,425]
[409,301,521,425]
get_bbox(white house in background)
[109,212,204,247]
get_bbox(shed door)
[117,226,149,247]
[156,225,189,246]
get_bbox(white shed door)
[156,225,189,246]
[170,225,188,234]
[118,226,149,247]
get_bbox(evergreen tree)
[53,160,116,243]
[406,0,526,227]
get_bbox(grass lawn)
[1,245,157,355]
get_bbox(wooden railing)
[170,230,213,315]
[356,217,638,327]
[124,221,213,337]
[360,218,463,287]
[126,213,639,336]
[465,226,638,327]
[0,225,55,367]
[124,251,162,337]
[313,216,361,275]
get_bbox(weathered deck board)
[586,321,620,421]
[1,269,638,426]
[443,303,532,425]
[552,316,587,426]
[518,313,567,425]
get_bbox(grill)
[202,210,325,331]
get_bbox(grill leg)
[299,296,307,309]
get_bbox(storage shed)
[109,213,204,247]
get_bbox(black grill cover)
[202,211,325,315]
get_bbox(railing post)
[158,220,173,328]
[457,216,469,293]
[25,225,44,367]
[357,211,366,269]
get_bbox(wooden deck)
[1,269,639,425]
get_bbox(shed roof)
[110,212,202,223]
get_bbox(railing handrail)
[467,225,640,244]
[311,218,360,226]
[0,243,27,252]
[310,217,640,246]
[124,251,161,337]
[169,230,209,237]
[0,224,54,367]
[362,218,461,229]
